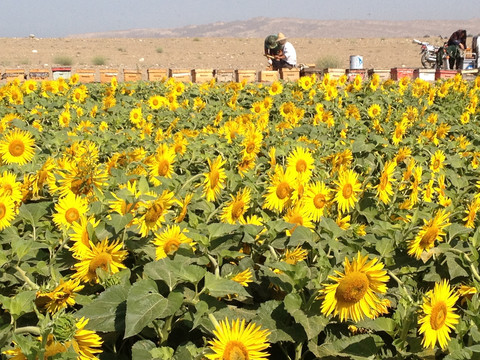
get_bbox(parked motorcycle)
[412,39,447,69]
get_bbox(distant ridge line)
[67,17,480,39]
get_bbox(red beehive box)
[435,69,458,80]
[280,68,300,81]
[390,68,415,80]
[258,70,279,83]
[346,69,368,81]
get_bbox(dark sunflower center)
[246,143,256,154]
[157,160,170,176]
[430,301,447,330]
[9,139,25,157]
[145,203,164,223]
[88,252,112,274]
[336,272,369,304]
[163,239,180,255]
[342,184,353,198]
[313,194,326,209]
[276,182,291,200]
[223,340,249,360]
[296,159,307,173]
[420,227,438,247]
[433,159,441,170]
[231,201,245,220]
[210,170,219,189]
[0,204,6,219]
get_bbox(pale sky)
[1,0,479,38]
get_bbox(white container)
[350,55,363,69]
[463,58,475,70]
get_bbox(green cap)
[265,35,278,49]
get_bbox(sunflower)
[376,160,397,204]
[175,193,193,223]
[463,198,480,229]
[134,190,175,237]
[283,203,314,236]
[72,239,127,283]
[231,268,253,287]
[268,81,283,96]
[286,146,315,183]
[334,168,362,213]
[320,252,390,322]
[418,280,460,350]
[303,181,331,222]
[282,246,308,265]
[70,317,103,359]
[0,129,35,165]
[430,150,446,173]
[0,171,22,204]
[206,318,271,360]
[367,104,382,119]
[52,193,89,230]
[407,209,451,260]
[153,225,194,260]
[69,216,100,256]
[263,165,296,214]
[220,187,251,224]
[148,143,176,186]
[0,195,16,231]
[36,278,84,314]
[72,85,88,103]
[203,156,227,202]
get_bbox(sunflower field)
[1,71,480,360]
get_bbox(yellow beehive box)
[75,69,96,83]
[214,69,235,82]
[367,69,391,81]
[147,68,168,81]
[123,69,142,82]
[235,69,257,83]
[29,69,50,81]
[280,68,300,81]
[100,69,119,83]
[3,69,25,82]
[191,69,214,83]
[169,68,191,82]
[258,70,279,83]
[323,68,345,80]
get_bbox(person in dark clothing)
[447,29,467,69]
[263,34,283,70]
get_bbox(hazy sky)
[1,0,479,38]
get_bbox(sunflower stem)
[388,270,414,304]
[268,245,278,261]
[208,313,220,329]
[207,254,220,278]
[13,265,39,290]
[14,326,41,335]
[295,342,303,360]
[448,248,480,282]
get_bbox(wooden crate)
[52,67,72,80]
[413,68,436,82]
[76,69,96,83]
[214,69,235,82]
[280,68,300,81]
[147,68,167,81]
[461,69,479,81]
[2,69,25,82]
[300,67,323,78]
[323,68,345,79]
[29,69,50,81]
[368,69,391,81]
[258,70,279,82]
[123,69,142,82]
[346,69,367,81]
[191,69,214,83]
[235,69,257,83]
[100,69,119,83]
[435,69,458,80]
[390,67,415,80]
[168,69,191,82]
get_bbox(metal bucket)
[350,55,363,69]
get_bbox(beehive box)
[280,68,300,81]
[323,68,346,79]
[147,68,167,81]
[76,69,96,83]
[413,68,436,82]
[300,67,323,78]
[169,69,191,82]
[2,69,25,82]
[123,69,142,82]
[461,69,479,81]
[214,69,235,82]
[435,69,458,80]
[390,67,415,80]
[29,69,50,81]
[368,69,391,81]
[52,67,72,80]
[100,69,119,83]
[346,69,367,81]
[258,70,279,82]
[191,69,214,83]
[235,69,257,83]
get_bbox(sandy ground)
[0,36,449,81]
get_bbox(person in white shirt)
[272,32,297,70]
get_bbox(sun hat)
[265,35,278,49]
[276,32,287,42]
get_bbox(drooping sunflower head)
[220,187,252,224]
[203,156,227,202]
[153,224,194,260]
